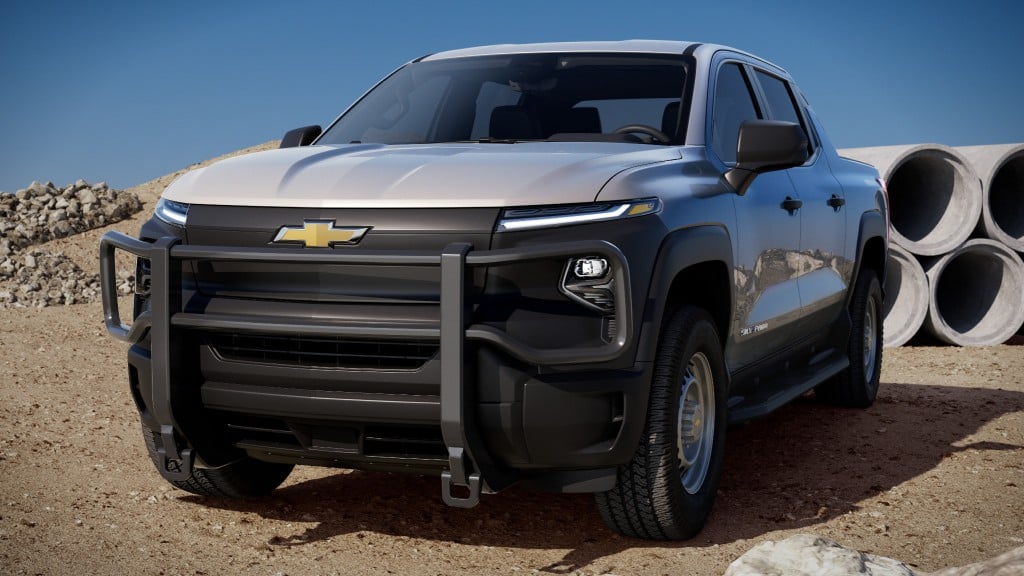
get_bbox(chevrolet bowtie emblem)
[271,220,370,248]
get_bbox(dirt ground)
[2,304,1022,576]
[1,159,1022,575]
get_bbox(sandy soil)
[1,150,1022,575]
[2,305,1021,576]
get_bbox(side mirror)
[725,120,808,195]
[280,125,322,148]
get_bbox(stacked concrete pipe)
[957,144,1024,253]
[957,144,1024,337]
[922,240,1024,346]
[841,143,1024,346]
[881,244,929,347]
[842,144,982,256]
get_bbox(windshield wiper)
[471,138,520,144]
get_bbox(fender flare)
[635,224,735,364]
[849,209,888,304]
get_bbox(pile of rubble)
[0,180,142,308]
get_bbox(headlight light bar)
[496,199,660,232]
[154,198,189,226]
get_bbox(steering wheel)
[613,124,672,144]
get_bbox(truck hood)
[162,142,681,208]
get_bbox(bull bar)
[99,231,633,507]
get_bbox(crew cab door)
[750,70,849,337]
[709,61,803,370]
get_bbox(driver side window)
[711,63,761,165]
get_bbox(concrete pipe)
[840,145,982,256]
[922,239,1024,346]
[882,244,929,348]
[956,144,1024,252]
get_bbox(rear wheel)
[817,268,884,407]
[141,424,293,498]
[595,306,727,540]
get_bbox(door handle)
[827,194,846,210]
[781,196,802,214]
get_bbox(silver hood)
[162,143,681,208]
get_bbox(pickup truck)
[100,40,888,540]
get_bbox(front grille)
[207,333,438,370]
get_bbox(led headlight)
[154,198,189,226]
[497,199,660,232]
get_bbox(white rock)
[76,189,97,205]
[927,545,1024,576]
[724,534,917,576]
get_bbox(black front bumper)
[101,232,649,506]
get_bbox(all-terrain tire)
[817,268,884,408]
[595,306,727,540]
[141,424,293,498]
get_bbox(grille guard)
[99,231,633,506]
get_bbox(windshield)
[318,53,688,145]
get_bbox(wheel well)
[860,236,887,286]
[664,261,731,344]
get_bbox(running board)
[727,352,849,424]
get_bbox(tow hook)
[157,425,194,482]
[441,447,481,508]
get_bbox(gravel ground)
[1,146,1021,575]
[1,304,1021,576]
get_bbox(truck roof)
[419,40,784,75]
[420,40,700,60]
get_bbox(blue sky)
[1,0,1022,192]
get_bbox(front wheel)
[816,268,884,408]
[595,306,727,540]
[141,424,293,498]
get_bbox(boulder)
[724,534,917,576]
[926,545,1024,576]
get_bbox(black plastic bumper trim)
[202,381,441,423]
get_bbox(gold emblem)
[271,220,370,248]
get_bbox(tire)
[595,306,728,540]
[817,268,883,408]
[141,424,293,498]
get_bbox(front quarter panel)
[598,151,740,365]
